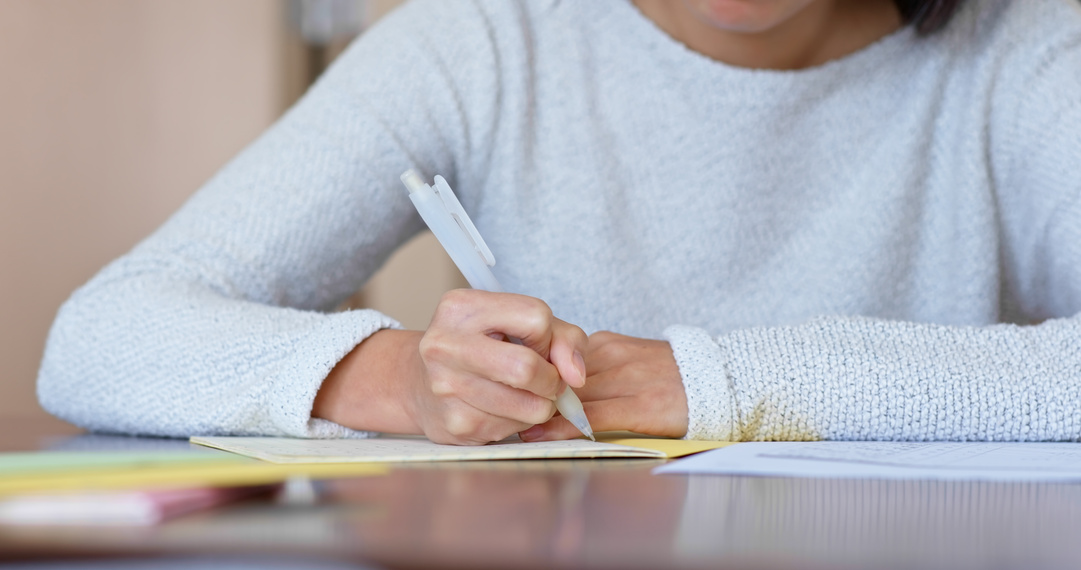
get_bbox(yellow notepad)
[190,434,733,464]
[596,436,737,458]
[0,451,386,497]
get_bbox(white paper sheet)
[654,442,1081,481]
[191,435,671,463]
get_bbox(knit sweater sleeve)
[36,0,501,438]
[665,29,1081,443]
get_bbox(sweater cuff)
[663,325,740,441]
[269,308,401,438]
[306,418,376,439]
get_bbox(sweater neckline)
[607,0,918,88]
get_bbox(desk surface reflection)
[2,428,1080,570]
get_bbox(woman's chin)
[682,0,816,33]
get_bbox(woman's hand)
[313,289,588,445]
[519,331,688,441]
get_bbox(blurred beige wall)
[0,0,458,428]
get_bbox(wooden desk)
[3,423,1081,569]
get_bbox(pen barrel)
[408,191,504,293]
[457,261,504,293]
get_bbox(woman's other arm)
[532,5,1081,442]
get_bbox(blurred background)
[0,0,464,431]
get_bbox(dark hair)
[892,0,966,35]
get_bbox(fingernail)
[520,425,545,441]
[573,351,586,386]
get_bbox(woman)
[38,0,1081,444]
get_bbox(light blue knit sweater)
[38,0,1081,441]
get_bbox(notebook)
[190,434,731,464]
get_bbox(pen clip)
[433,175,495,267]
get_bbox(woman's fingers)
[548,318,589,389]
[433,290,553,352]
[423,399,536,446]
[429,367,559,427]
[561,368,627,401]
[414,289,589,445]
[522,390,689,442]
[422,331,564,400]
[427,290,587,396]
[521,397,638,441]
[519,331,689,441]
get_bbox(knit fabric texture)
[37,0,1081,440]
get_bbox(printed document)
[654,441,1081,481]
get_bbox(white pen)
[400,169,595,441]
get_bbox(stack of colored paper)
[0,449,386,526]
[0,486,270,526]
